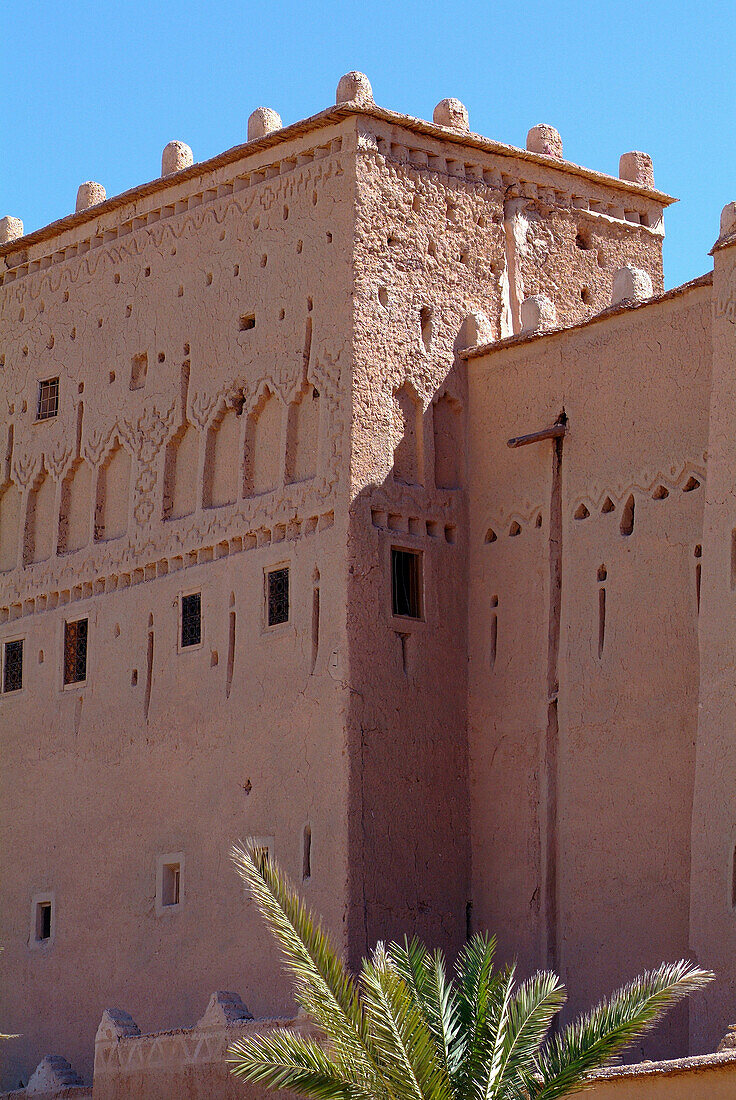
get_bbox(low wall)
[586,1049,736,1098]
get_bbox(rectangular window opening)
[63,618,88,685]
[181,593,202,648]
[37,377,60,421]
[3,638,23,693]
[36,901,52,942]
[267,567,290,627]
[161,862,181,907]
[391,548,423,619]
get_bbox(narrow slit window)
[303,825,312,881]
[181,593,202,648]
[35,901,52,942]
[36,378,59,421]
[161,862,181,907]
[732,844,736,909]
[267,567,290,627]
[3,639,23,693]
[63,618,88,685]
[391,548,423,619]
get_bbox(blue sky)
[2,1,732,288]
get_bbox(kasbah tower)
[2,68,736,1088]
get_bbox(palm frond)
[230,841,380,1088]
[529,960,714,1100]
[227,1028,359,1100]
[387,939,463,1085]
[490,972,566,1100]
[360,942,454,1100]
[454,934,506,1100]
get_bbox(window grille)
[63,619,88,685]
[181,593,202,647]
[3,639,23,693]
[391,548,423,619]
[267,567,289,626]
[37,378,60,421]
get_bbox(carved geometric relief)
[285,384,319,484]
[244,389,282,496]
[24,467,55,565]
[0,482,21,571]
[95,443,131,542]
[392,382,423,486]
[163,422,199,520]
[433,393,463,490]
[203,407,240,509]
[58,459,92,554]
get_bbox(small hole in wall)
[326,232,333,243]
[240,315,256,331]
[302,825,312,881]
[460,251,469,265]
[297,240,303,253]
[19,308,24,321]
[279,309,285,321]
[145,267,151,277]
[420,306,433,352]
[477,214,487,228]
[581,287,592,305]
[261,254,268,267]
[211,650,218,667]
[574,503,590,520]
[114,273,120,285]
[597,250,606,268]
[131,669,138,686]
[253,216,260,229]
[387,235,400,248]
[307,297,313,312]
[219,230,225,241]
[233,265,239,276]
[428,239,437,258]
[158,352,165,363]
[206,273,213,286]
[126,305,132,317]
[575,229,592,250]
[109,371,116,383]
[731,846,736,908]
[184,343,190,354]
[283,204,289,220]
[114,624,121,637]
[38,650,44,664]
[412,194,421,214]
[509,521,521,537]
[78,382,84,394]
[535,513,542,528]
[63,291,69,302]
[312,191,318,206]
[97,318,103,328]
[178,285,184,297]
[652,484,669,500]
[601,496,615,513]
[485,528,497,544]
[171,246,177,256]
[378,287,388,308]
[683,476,701,492]
[597,564,608,582]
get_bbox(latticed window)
[267,567,289,627]
[63,618,88,685]
[37,377,59,421]
[181,593,202,648]
[391,548,423,619]
[2,639,23,693]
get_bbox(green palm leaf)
[529,960,714,1100]
[227,1028,359,1100]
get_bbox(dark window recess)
[37,377,60,420]
[268,568,290,626]
[181,593,202,648]
[162,863,181,907]
[36,901,52,941]
[391,548,423,619]
[63,619,88,685]
[3,639,23,693]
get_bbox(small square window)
[181,593,201,648]
[3,639,23,693]
[30,894,55,946]
[391,548,423,619]
[267,567,289,627]
[63,618,88,685]
[36,378,59,421]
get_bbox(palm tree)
[228,840,712,1100]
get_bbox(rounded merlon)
[619,151,655,188]
[161,140,194,177]
[520,295,557,333]
[336,71,373,106]
[433,98,469,132]
[526,124,563,159]
[720,202,736,239]
[458,311,494,349]
[247,107,283,141]
[611,265,653,305]
[0,215,23,245]
[76,181,106,213]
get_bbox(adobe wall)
[689,227,736,1051]
[0,118,358,1090]
[466,281,712,1058]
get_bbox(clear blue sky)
[2,1,732,289]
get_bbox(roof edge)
[1,101,675,261]
[461,271,713,361]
